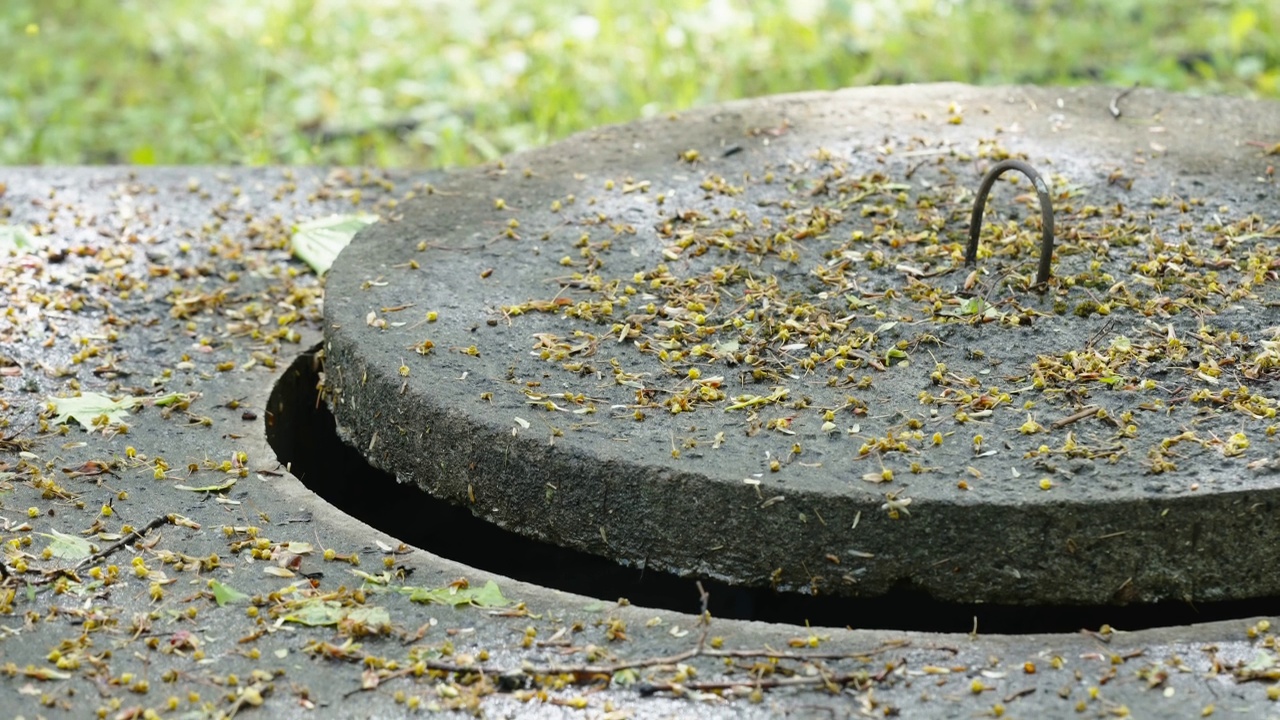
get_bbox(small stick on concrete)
[695,580,711,652]
[1051,405,1101,429]
[704,642,907,661]
[515,588,912,685]
[6,515,176,589]
[1004,687,1038,703]
[380,589,918,700]
[637,671,865,696]
[527,638,914,679]
[1109,83,1138,119]
[74,514,175,571]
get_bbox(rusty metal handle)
[965,159,1056,288]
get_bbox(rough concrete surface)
[324,83,1280,606]
[0,89,1274,720]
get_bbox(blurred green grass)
[2,0,1276,167]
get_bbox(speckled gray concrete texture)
[0,92,1279,720]
[324,83,1280,606]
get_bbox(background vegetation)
[3,0,1276,167]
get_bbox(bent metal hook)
[965,159,1056,288]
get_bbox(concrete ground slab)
[323,84,1280,606]
[0,93,1277,719]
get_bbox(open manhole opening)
[269,347,1280,635]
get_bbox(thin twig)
[1109,83,1138,119]
[638,669,871,696]
[1051,405,1100,429]
[526,638,910,678]
[528,647,701,677]
[377,585,915,701]
[1004,687,1037,703]
[1084,318,1117,351]
[695,580,710,653]
[4,514,174,589]
[75,514,174,571]
[371,632,914,700]
[706,641,907,661]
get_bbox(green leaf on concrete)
[403,580,511,608]
[38,529,94,560]
[713,340,738,355]
[290,214,378,276]
[941,296,1003,321]
[957,296,985,316]
[345,605,391,630]
[470,580,510,608]
[283,598,348,626]
[611,668,640,687]
[0,225,36,254]
[153,392,186,407]
[47,393,139,432]
[1244,649,1275,673]
[210,580,250,606]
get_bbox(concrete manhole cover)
[323,83,1280,607]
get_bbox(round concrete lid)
[324,83,1280,605]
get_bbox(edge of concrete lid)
[246,337,1271,652]
[377,82,1277,240]
[503,81,1271,175]
[323,83,1280,605]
